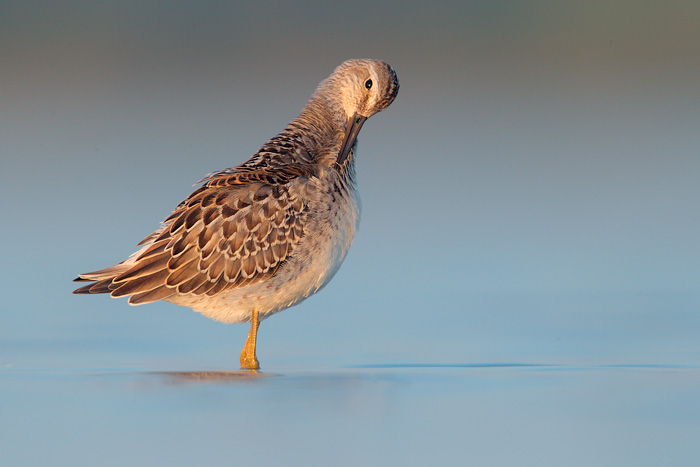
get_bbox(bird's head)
[332,59,399,119]
[321,59,399,165]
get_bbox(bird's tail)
[72,262,131,295]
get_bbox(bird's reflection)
[154,370,274,384]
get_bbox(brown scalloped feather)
[73,164,308,304]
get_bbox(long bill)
[337,114,367,166]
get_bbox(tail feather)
[72,278,116,295]
[72,240,156,295]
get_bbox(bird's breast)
[292,174,360,297]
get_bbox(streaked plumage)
[73,59,399,369]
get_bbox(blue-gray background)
[2,2,699,466]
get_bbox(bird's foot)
[240,351,260,370]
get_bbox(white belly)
[167,182,360,324]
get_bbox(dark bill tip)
[337,114,367,166]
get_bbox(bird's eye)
[364,79,373,90]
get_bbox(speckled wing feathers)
[74,166,310,305]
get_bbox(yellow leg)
[240,310,260,370]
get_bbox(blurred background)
[1,1,699,465]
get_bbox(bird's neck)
[253,91,355,180]
[291,92,349,163]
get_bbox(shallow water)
[3,3,700,465]
[3,362,700,466]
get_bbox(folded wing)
[73,165,312,305]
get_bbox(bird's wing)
[77,164,314,305]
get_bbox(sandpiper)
[73,59,399,369]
